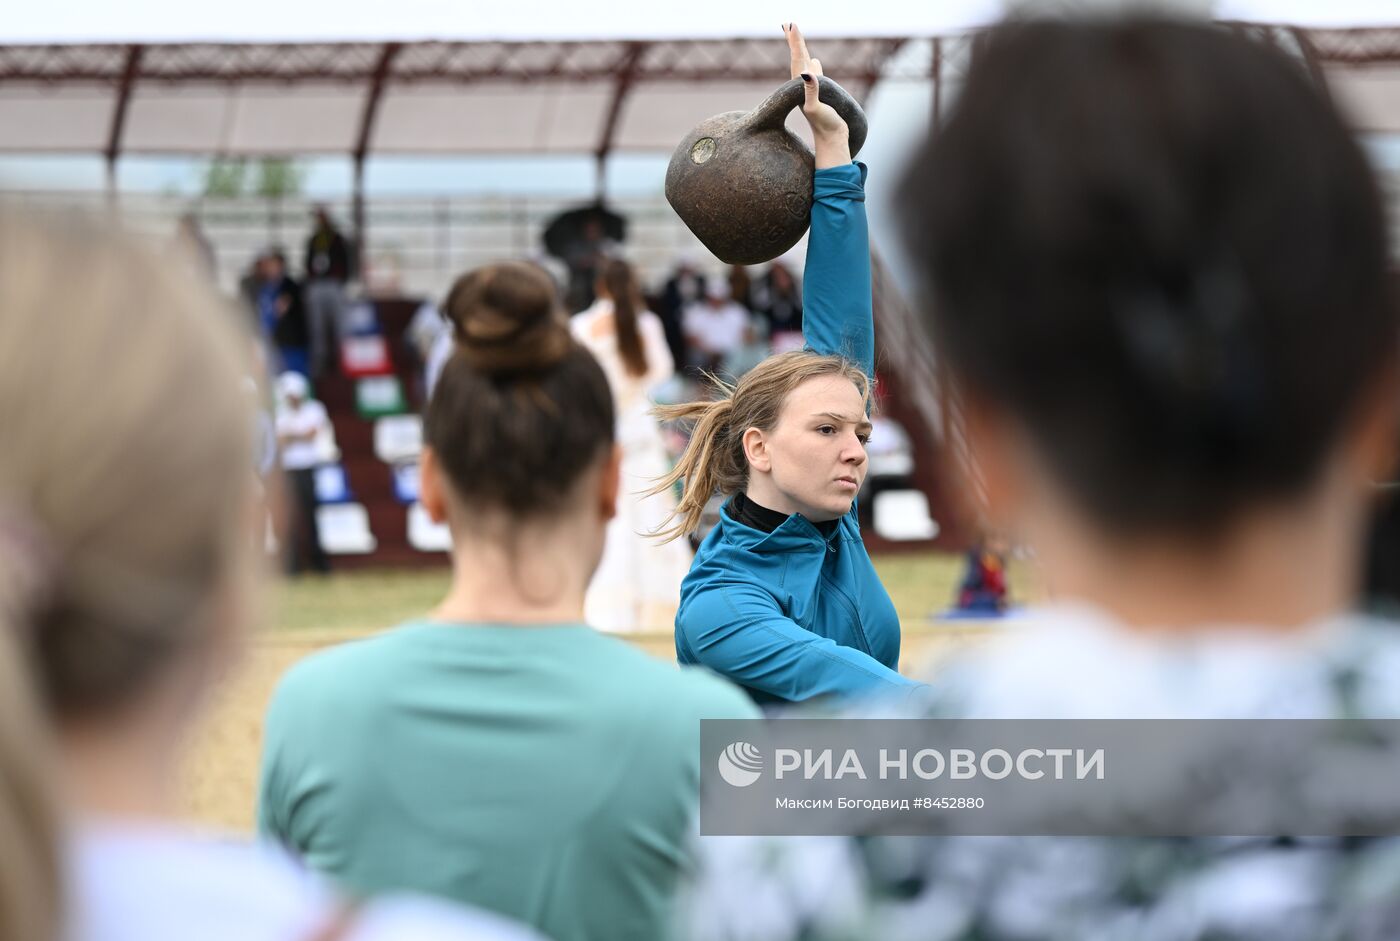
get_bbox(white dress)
[572,300,694,632]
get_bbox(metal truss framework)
[1,28,1394,156]
[0,37,915,85]
[1,27,1394,243]
[1,28,1392,165]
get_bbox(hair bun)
[443,262,572,377]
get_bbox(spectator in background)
[572,258,694,633]
[682,275,750,376]
[246,249,310,378]
[956,533,1010,614]
[275,371,331,576]
[726,264,752,312]
[524,251,569,302]
[303,206,353,378]
[655,254,703,369]
[721,264,773,376]
[563,217,615,313]
[751,259,804,353]
[405,299,454,403]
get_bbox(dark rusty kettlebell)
[665,75,869,266]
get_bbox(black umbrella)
[542,203,627,261]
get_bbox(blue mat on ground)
[931,605,1025,623]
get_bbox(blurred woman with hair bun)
[259,259,757,941]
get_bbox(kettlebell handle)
[748,75,868,159]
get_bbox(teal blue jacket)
[675,162,922,705]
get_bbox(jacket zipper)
[819,571,873,656]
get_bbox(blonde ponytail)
[0,214,254,721]
[649,391,743,543]
[0,568,63,941]
[0,210,257,941]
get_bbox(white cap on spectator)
[704,274,731,301]
[277,371,309,402]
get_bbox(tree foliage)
[203,157,305,198]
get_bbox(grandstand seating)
[307,298,949,567]
[316,503,378,555]
[356,375,407,418]
[407,502,453,552]
[313,464,354,504]
[310,299,447,569]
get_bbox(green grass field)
[266,551,1024,634]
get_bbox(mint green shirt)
[257,622,757,941]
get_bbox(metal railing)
[0,189,725,302]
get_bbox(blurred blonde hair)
[0,213,256,938]
[0,629,61,941]
[649,351,869,542]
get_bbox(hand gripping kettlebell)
[664,75,868,266]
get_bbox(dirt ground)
[177,625,994,832]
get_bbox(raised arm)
[802,164,873,377]
[785,23,874,378]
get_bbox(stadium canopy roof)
[1,3,1396,238]
[1,26,1396,163]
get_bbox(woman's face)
[750,375,870,522]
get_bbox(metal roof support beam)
[1306,27,1400,65]
[594,41,650,199]
[930,37,944,131]
[104,43,143,198]
[0,38,919,85]
[352,42,402,266]
[2,32,1395,86]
